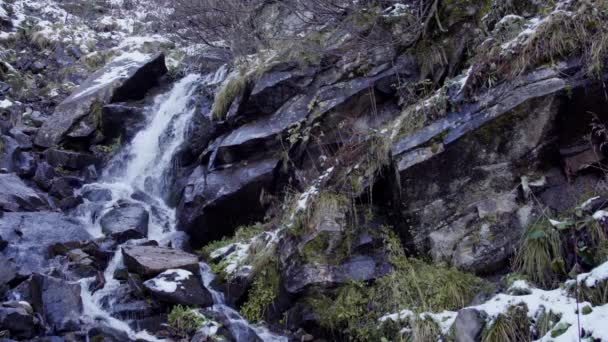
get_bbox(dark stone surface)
[0,173,49,212]
[34,53,167,148]
[143,269,213,307]
[100,202,149,242]
[122,246,199,278]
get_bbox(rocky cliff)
[2,0,608,341]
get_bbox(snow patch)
[577,260,608,288]
[144,269,192,293]
[593,210,608,221]
[0,99,13,109]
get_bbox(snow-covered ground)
[380,259,608,341]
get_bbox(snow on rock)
[0,99,13,109]
[593,210,608,221]
[576,260,608,288]
[143,269,192,293]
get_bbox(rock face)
[178,157,280,245]
[388,62,603,274]
[100,202,149,241]
[143,269,213,307]
[122,246,199,278]
[452,309,487,342]
[16,274,84,333]
[34,52,167,148]
[0,212,92,275]
[0,173,49,211]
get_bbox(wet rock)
[122,246,199,278]
[44,148,97,170]
[0,255,17,296]
[30,274,83,333]
[0,173,49,212]
[82,187,112,202]
[34,53,168,148]
[453,308,486,342]
[101,103,147,142]
[49,176,83,199]
[8,128,33,149]
[0,135,19,173]
[99,283,163,321]
[15,151,37,178]
[143,269,213,307]
[100,202,149,242]
[33,161,56,190]
[178,157,279,245]
[203,305,263,342]
[0,301,43,339]
[0,212,92,275]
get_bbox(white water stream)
[73,65,285,341]
[76,71,219,341]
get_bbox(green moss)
[168,305,207,338]
[513,219,564,289]
[482,305,531,342]
[211,74,249,121]
[240,263,280,322]
[97,136,122,155]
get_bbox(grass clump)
[577,279,608,306]
[198,222,266,259]
[240,263,280,322]
[412,315,442,342]
[168,305,207,337]
[513,219,565,289]
[467,0,608,95]
[307,228,485,341]
[210,74,249,121]
[482,305,531,342]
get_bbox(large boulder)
[143,269,213,307]
[0,173,49,212]
[34,52,167,148]
[44,148,97,170]
[16,274,83,333]
[178,157,279,246]
[0,212,92,275]
[100,202,149,242]
[121,246,199,278]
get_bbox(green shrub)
[240,263,280,322]
[168,305,207,337]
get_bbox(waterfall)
[76,69,225,341]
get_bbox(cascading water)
[73,65,285,342]
[75,70,221,341]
